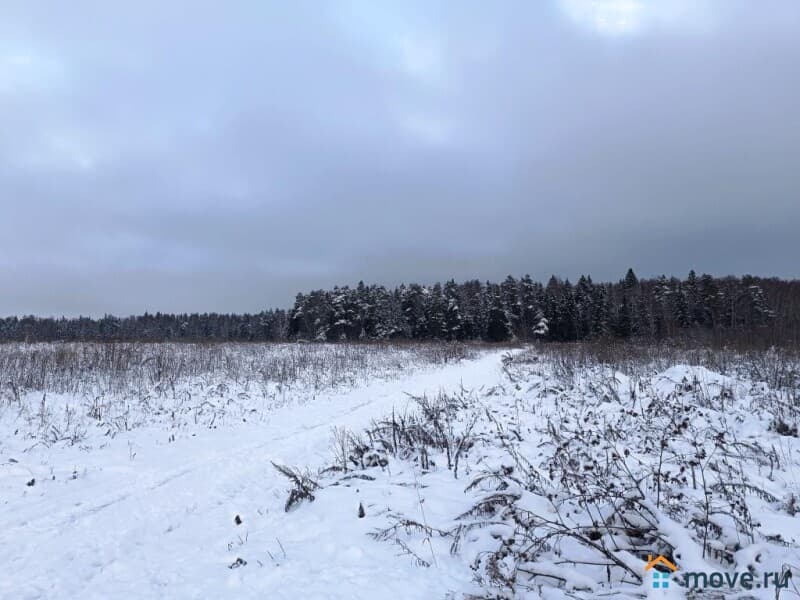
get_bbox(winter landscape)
[3,1,800,598]
[1,339,799,599]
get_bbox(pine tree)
[532,309,549,339]
[459,279,484,339]
[443,280,464,340]
[746,283,774,327]
[699,274,719,328]
[424,283,447,340]
[560,280,578,341]
[575,276,594,339]
[672,283,691,329]
[685,270,703,326]
[616,295,633,338]
[623,268,638,291]
[500,275,521,339]
[485,284,511,342]
[400,284,427,338]
[518,274,539,340]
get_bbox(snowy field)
[1,343,799,599]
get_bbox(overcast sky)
[2,1,799,316]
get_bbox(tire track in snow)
[0,351,509,600]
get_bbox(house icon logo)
[645,554,678,589]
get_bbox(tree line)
[2,270,799,345]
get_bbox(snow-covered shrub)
[456,350,800,597]
[0,342,479,444]
[298,344,800,599]
[272,462,320,512]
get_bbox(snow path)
[0,350,509,599]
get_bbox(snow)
[2,345,799,599]
[0,348,507,599]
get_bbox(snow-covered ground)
[2,344,799,599]
[0,344,505,599]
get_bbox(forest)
[2,270,799,346]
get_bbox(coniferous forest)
[3,270,798,346]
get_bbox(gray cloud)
[2,1,799,316]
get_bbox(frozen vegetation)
[1,342,799,599]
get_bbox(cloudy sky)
[2,1,799,316]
